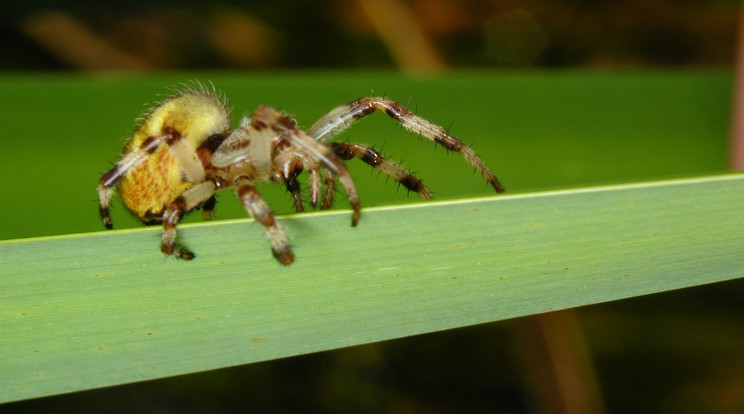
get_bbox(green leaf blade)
[1,174,743,403]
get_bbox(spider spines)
[285,180,305,213]
[491,178,506,193]
[406,98,418,116]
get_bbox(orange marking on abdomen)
[118,148,190,219]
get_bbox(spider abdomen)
[109,89,231,223]
[118,145,194,221]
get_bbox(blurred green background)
[1,1,743,413]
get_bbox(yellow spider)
[98,84,504,265]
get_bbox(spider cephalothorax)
[98,84,504,265]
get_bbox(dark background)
[0,0,738,71]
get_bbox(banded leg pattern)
[329,142,432,199]
[307,97,505,193]
[236,177,294,265]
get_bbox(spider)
[97,84,505,265]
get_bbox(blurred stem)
[20,11,151,71]
[518,311,606,414]
[355,0,446,73]
[731,4,744,169]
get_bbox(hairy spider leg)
[98,132,175,229]
[307,97,505,193]
[328,142,432,200]
[318,168,337,209]
[161,181,218,259]
[284,175,304,212]
[235,177,294,265]
[304,158,322,208]
[253,106,361,226]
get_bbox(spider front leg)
[235,177,294,265]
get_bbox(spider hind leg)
[307,97,505,193]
